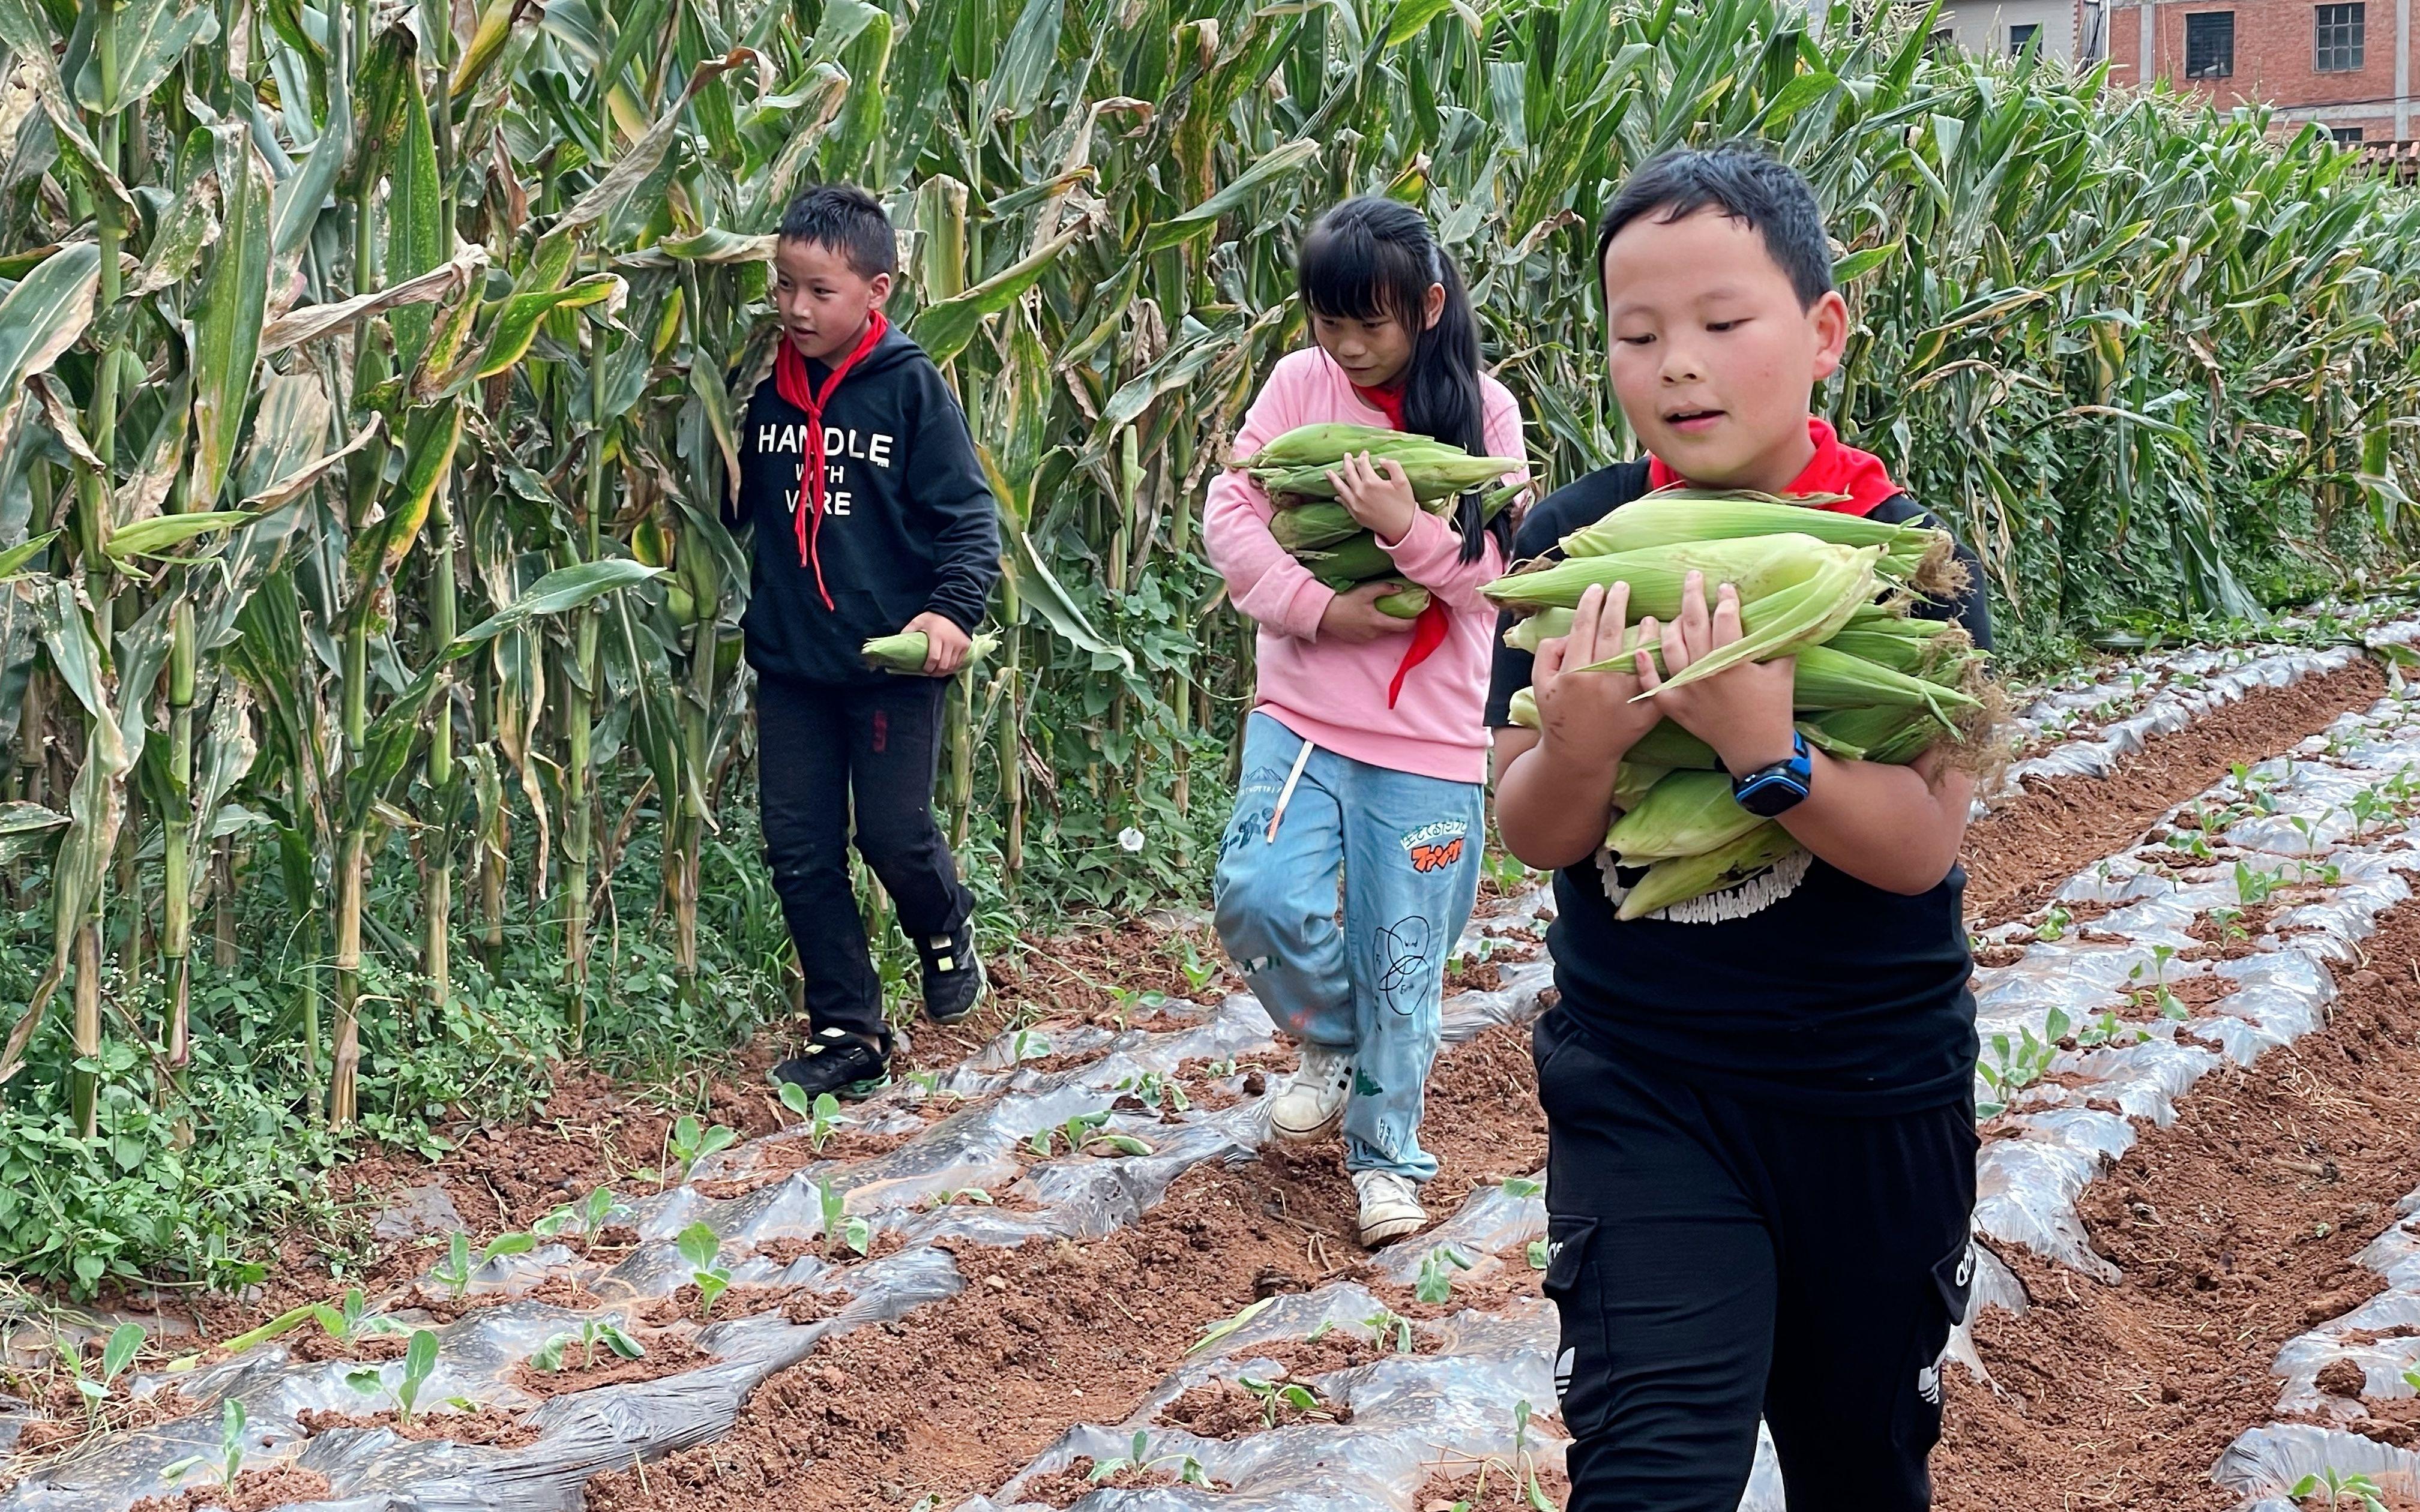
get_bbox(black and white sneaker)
[918,926,987,1025]
[771,1027,891,1101]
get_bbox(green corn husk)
[1558,488,1967,600]
[1484,533,1823,616]
[1255,452,1526,503]
[1302,530,1394,584]
[1605,770,1760,863]
[1822,627,1944,674]
[1806,704,1947,766]
[1242,422,1416,469]
[1612,544,1879,694]
[1270,502,1365,553]
[1613,761,1669,811]
[1618,823,1804,922]
[1375,584,1430,618]
[860,630,1001,674]
[1792,644,1977,718]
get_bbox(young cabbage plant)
[676,1222,732,1319]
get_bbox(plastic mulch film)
[0,890,1564,1512]
[2208,1187,2420,1507]
[1969,689,2420,1285]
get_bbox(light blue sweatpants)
[1212,712,1486,1182]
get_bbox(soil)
[1014,1459,1232,1506]
[1960,659,2386,927]
[581,1018,1550,1512]
[1933,899,2420,1511]
[510,1336,717,1399]
[296,1406,541,1446]
[125,1466,331,1512]
[1416,1462,1573,1511]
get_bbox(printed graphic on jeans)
[1400,818,1468,874]
[1374,914,1433,1017]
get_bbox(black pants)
[756,672,972,1043]
[1534,1008,1978,1512]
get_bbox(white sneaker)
[1353,1169,1427,1247]
[1269,1045,1354,1141]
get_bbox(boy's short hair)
[1595,142,1833,308]
[779,184,896,281]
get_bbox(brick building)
[1939,0,2415,143]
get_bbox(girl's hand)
[1533,582,1664,768]
[903,611,973,674]
[1319,581,1418,644]
[1639,572,1796,773]
[1329,451,1421,544]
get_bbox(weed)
[531,1320,645,1373]
[666,1116,738,1183]
[346,1328,441,1424]
[1087,1429,1210,1486]
[1446,1400,1556,1512]
[163,1399,247,1491]
[675,1222,732,1318]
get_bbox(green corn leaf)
[909,220,1090,366]
[75,0,219,114]
[1144,138,1322,253]
[188,124,271,511]
[104,511,255,562]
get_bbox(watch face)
[1736,773,1808,818]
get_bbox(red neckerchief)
[774,311,890,610]
[1645,417,1899,517]
[1347,379,1456,708]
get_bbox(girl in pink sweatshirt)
[1205,197,1528,1247]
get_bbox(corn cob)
[1375,585,1430,618]
[860,630,1001,674]
[1485,533,1820,615]
[1618,823,1804,922]
[1269,502,1363,553]
[1559,490,1968,601]
[1240,422,1414,470]
[1614,761,1669,811]
[1301,531,1395,585]
[1254,451,1525,503]
[1791,644,1977,719]
[1605,771,1760,863]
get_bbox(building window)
[2184,11,2235,77]
[2314,3,2365,71]
[2009,22,2040,54]
[2332,125,2366,145]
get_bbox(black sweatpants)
[756,671,973,1043]
[1533,1007,1978,1512]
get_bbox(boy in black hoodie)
[730,184,1001,1099]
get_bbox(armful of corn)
[1489,487,2002,919]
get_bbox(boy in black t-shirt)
[1488,145,1988,1510]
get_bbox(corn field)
[0,0,2416,1291]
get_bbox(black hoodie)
[727,323,1001,687]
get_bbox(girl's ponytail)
[1299,199,1509,565]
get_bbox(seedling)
[2208,906,2249,943]
[1205,1058,1238,1078]
[676,1222,732,1318]
[1363,1307,1417,1355]
[310,1288,407,1345]
[777,1087,847,1154]
[429,1229,538,1298]
[1502,1177,1543,1199]
[1416,1247,1474,1305]
[1447,1399,1556,1512]
[810,1178,872,1259]
[2128,946,2187,1021]
[65,1324,145,1419]
[2292,1469,2388,1512]
[1238,1374,1331,1427]
[2034,904,2072,943]
[1010,1028,1050,1062]
[1029,1109,1112,1157]
[163,1399,247,1490]
[2235,861,2285,906]
[1976,1025,2056,1118]
[346,1328,441,1424]
[2350,786,2397,840]
[1174,934,1218,993]
[1526,1240,1550,1271]
[1116,1070,1190,1114]
[1086,1429,1210,1486]
[667,1116,738,1181]
[923,1186,994,1210]
[531,1320,645,1373]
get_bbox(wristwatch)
[1731,731,1813,818]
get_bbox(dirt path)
[1934,898,2420,1510]
[581,1025,1550,1512]
[1962,658,2387,926]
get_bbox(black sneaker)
[771,1027,891,1100]
[918,926,987,1025]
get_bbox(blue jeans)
[1213,713,1486,1181]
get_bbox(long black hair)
[1298,197,1508,565]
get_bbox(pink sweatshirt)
[1205,347,1529,785]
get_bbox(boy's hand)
[903,612,972,675]
[1328,452,1421,545]
[1639,572,1796,773]
[1319,581,1418,644]
[1533,582,1664,768]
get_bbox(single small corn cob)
[1302,530,1395,585]
[1375,584,1430,618]
[1809,704,1946,766]
[1239,422,1407,469]
[1559,490,1968,601]
[860,630,1001,674]
[1255,452,1526,503]
[1606,771,1760,863]
[1618,824,1803,922]
[1270,502,1366,553]
[1791,644,1978,719]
